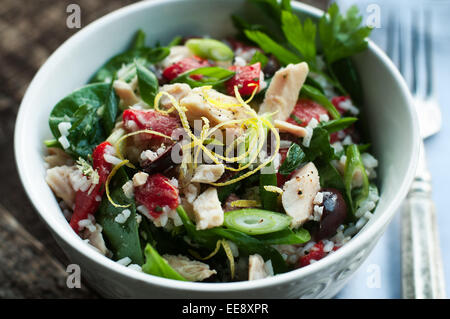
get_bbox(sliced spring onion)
[185,38,234,61]
[223,209,291,235]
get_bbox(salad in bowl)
[43,2,379,283]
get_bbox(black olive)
[262,55,280,78]
[316,188,348,240]
[141,143,178,174]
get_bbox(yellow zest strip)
[189,240,222,261]
[210,117,280,187]
[153,91,177,115]
[221,240,235,279]
[263,185,284,194]
[114,129,173,169]
[230,200,261,208]
[105,159,132,208]
[202,83,259,109]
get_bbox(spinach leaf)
[303,127,335,163]
[171,67,235,88]
[301,84,340,119]
[90,46,169,83]
[344,144,369,214]
[259,172,278,211]
[278,143,305,176]
[96,186,144,265]
[319,117,357,134]
[255,227,310,245]
[49,83,111,159]
[142,243,187,281]
[319,4,372,65]
[100,77,119,135]
[176,206,287,274]
[281,11,317,67]
[244,30,301,66]
[135,61,158,107]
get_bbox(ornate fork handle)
[401,141,446,299]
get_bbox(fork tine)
[386,11,396,60]
[397,19,405,77]
[424,9,434,97]
[411,10,419,95]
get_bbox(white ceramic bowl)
[14,0,419,298]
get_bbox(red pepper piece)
[134,173,179,218]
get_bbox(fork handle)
[401,161,446,299]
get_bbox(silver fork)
[387,8,446,299]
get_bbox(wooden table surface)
[1,0,325,299]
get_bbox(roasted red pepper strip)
[122,109,180,141]
[298,241,326,267]
[287,98,329,127]
[70,141,113,232]
[134,173,179,218]
[162,56,210,81]
[225,62,261,96]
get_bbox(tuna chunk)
[113,80,140,106]
[159,83,191,110]
[44,147,73,168]
[282,162,320,228]
[180,87,249,128]
[248,254,269,281]
[46,165,77,207]
[163,254,217,281]
[258,62,309,121]
[192,187,224,230]
[191,164,225,183]
[160,45,194,69]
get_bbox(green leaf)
[318,162,345,192]
[168,35,182,47]
[90,46,169,83]
[135,61,158,107]
[331,57,364,106]
[259,172,278,211]
[344,144,369,214]
[172,66,235,88]
[100,78,119,135]
[301,84,341,119]
[244,30,301,66]
[319,117,357,134]
[319,3,372,64]
[278,143,305,176]
[142,243,187,281]
[303,127,335,163]
[96,184,144,265]
[130,29,146,50]
[49,83,111,159]
[255,228,310,245]
[250,51,269,68]
[281,11,316,67]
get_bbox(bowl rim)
[14,0,419,293]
